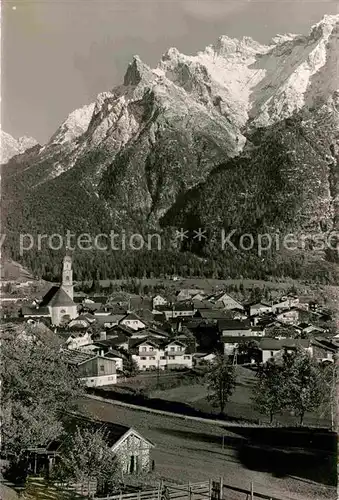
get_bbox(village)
[0,255,338,500]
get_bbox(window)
[141,356,146,360]
[170,347,175,352]
[184,356,190,360]
[150,357,156,360]
[100,365,105,372]
[168,356,175,360]
[141,346,147,352]
[270,351,274,357]
[160,356,166,360]
[60,309,66,314]
[149,347,154,351]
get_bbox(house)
[86,342,126,371]
[95,314,125,328]
[259,338,313,364]
[311,338,337,363]
[195,310,232,322]
[271,296,300,313]
[193,352,216,366]
[152,295,168,308]
[218,319,252,337]
[63,350,117,386]
[119,313,147,331]
[164,339,194,369]
[68,314,93,330]
[22,305,51,319]
[207,292,244,311]
[131,338,165,371]
[154,303,195,320]
[276,307,300,326]
[65,331,93,350]
[29,415,155,480]
[176,289,204,301]
[191,293,206,302]
[130,336,194,371]
[249,302,272,317]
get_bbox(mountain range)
[2,14,339,282]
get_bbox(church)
[35,255,78,326]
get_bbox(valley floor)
[78,397,337,500]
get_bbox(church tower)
[61,254,74,300]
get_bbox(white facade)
[250,303,272,316]
[132,340,193,371]
[120,317,146,331]
[271,297,299,313]
[66,332,92,350]
[80,373,117,387]
[50,305,78,326]
[152,295,168,307]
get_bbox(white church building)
[23,255,78,326]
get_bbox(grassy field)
[117,367,330,428]
[79,396,337,500]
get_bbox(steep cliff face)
[2,14,339,277]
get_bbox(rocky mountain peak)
[123,55,153,86]
[47,102,95,147]
[0,130,39,164]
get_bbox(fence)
[94,479,287,500]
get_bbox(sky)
[2,0,338,144]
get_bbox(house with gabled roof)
[28,414,155,481]
[119,313,147,331]
[218,319,252,337]
[259,338,313,364]
[208,292,244,311]
[63,349,117,386]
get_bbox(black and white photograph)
[0,0,338,499]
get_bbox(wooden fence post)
[219,478,223,500]
[250,481,254,500]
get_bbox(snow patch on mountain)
[48,102,95,145]
[0,130,38,164]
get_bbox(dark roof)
[87,296,108,304]
[120,313,145,322]
[218,319,251,331]
[62,349,94,365]
[48,288,75,307]
[198,310,232,320]
[22,306,50,316]
[40,286,60,307]
[104,350,126,360]
[106,324,134,337]
[259,338,311,350]
[222,336,262,344]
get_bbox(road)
[78,396,336,500]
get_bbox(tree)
[252,360,287,423]
[205,354,236,415]
[1,336,84,462]
[237,340,261,364]
[52,425,118,495]
[283,348,324,425]
[122,353,139,377]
